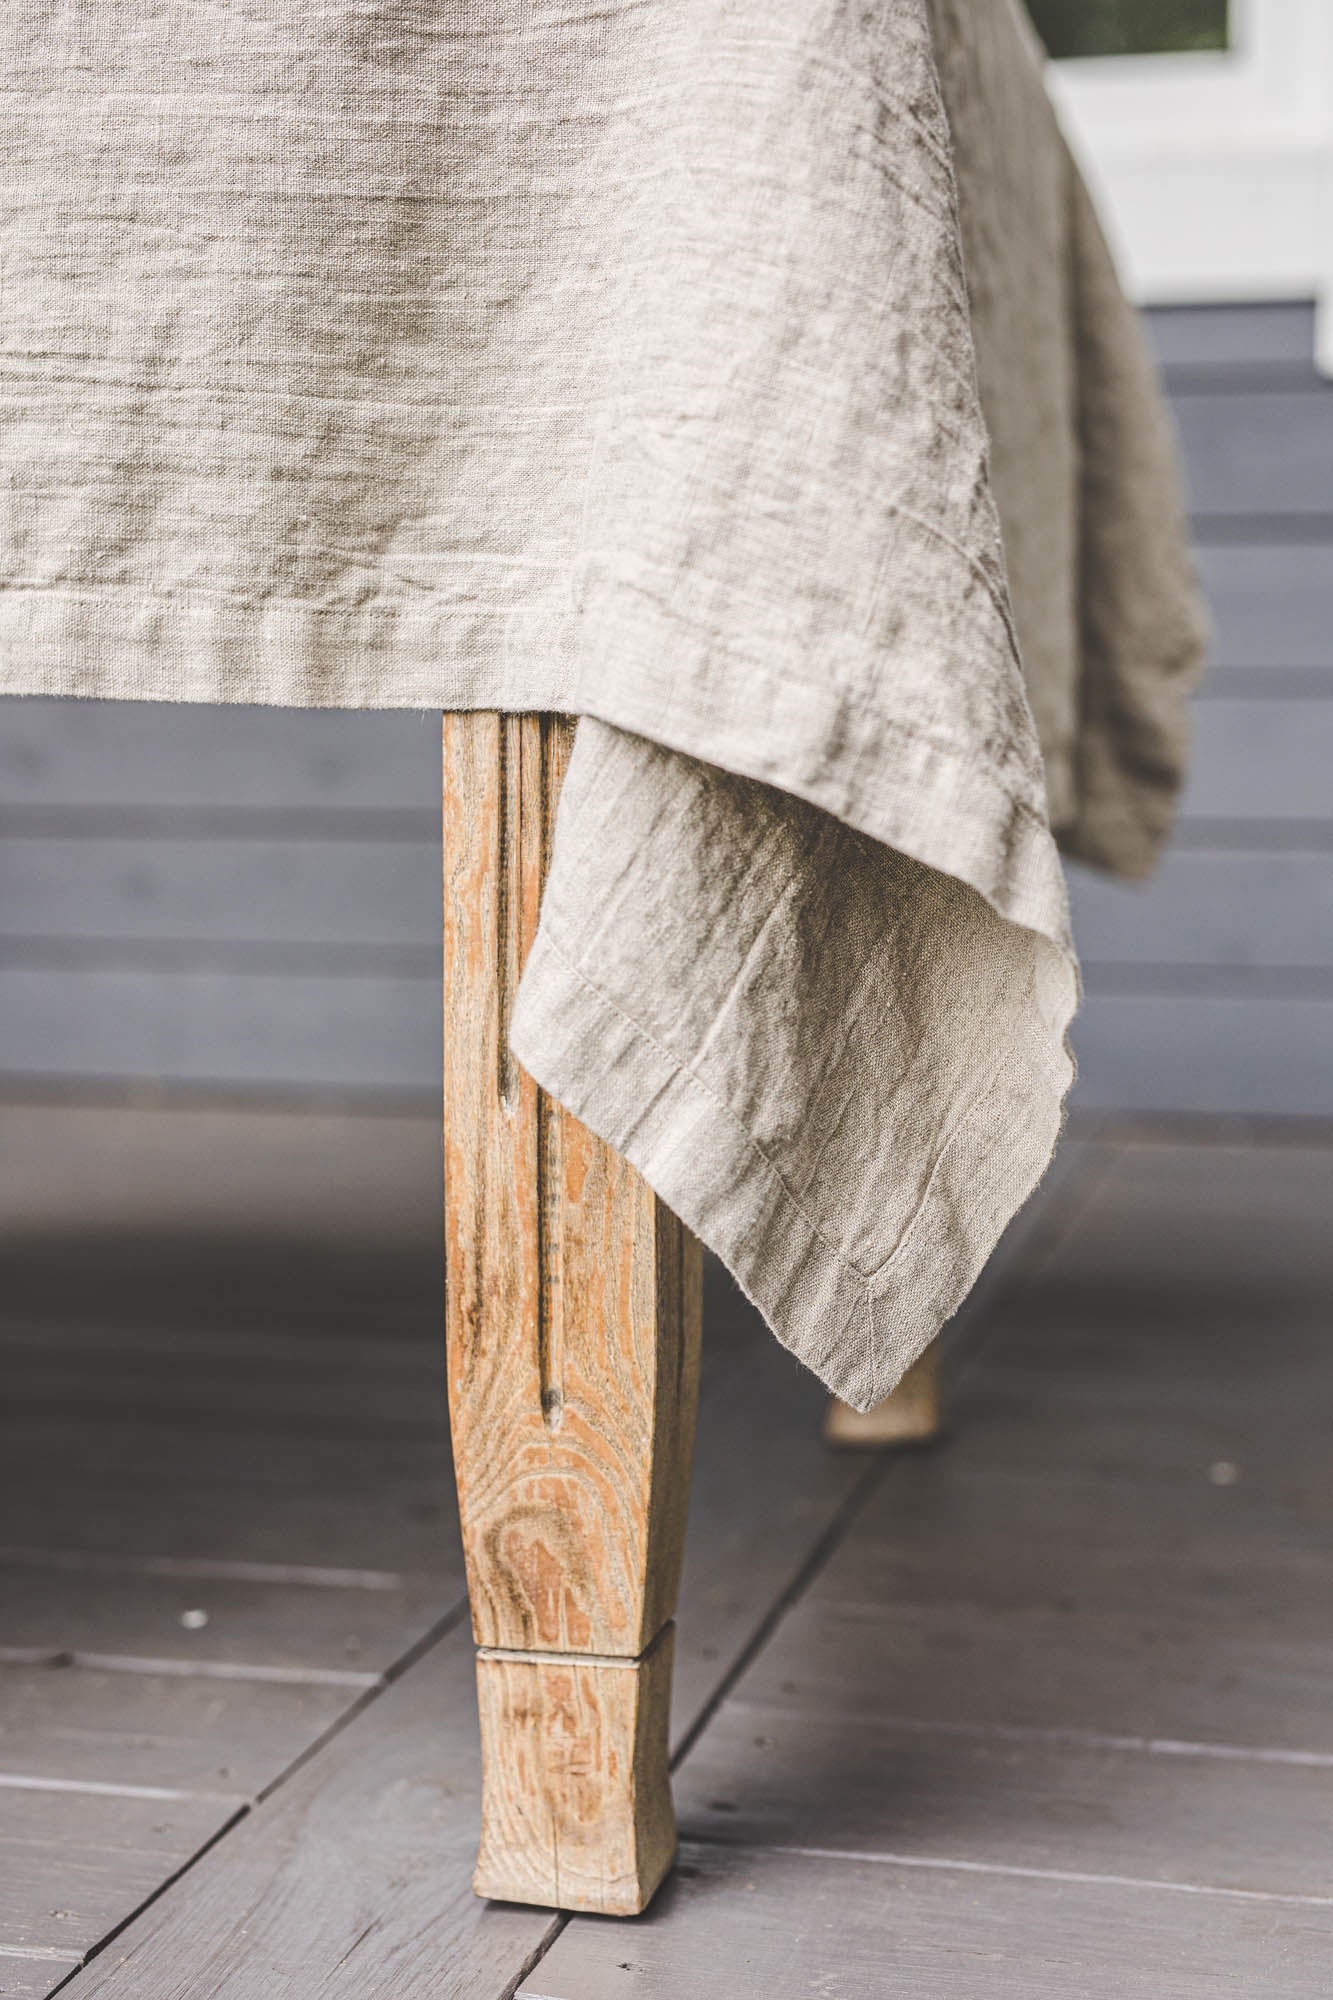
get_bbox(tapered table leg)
[442,712,703,1915]
[823,1341,945,1448]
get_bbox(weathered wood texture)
[0,1665,352,1798]
[824,1342,944,1448]
[534,1137,1333,1998]
[0,1791,240,1960]
[0,1115,469,1988]
[441,711,703,1912]
[49,1212,895,2000]
[473,1631,677,1913]
[522,1838,1333,2000]
[0,1563,441,1682]
[0,1951,85,2000]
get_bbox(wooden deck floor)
[1,1115,1330,1997]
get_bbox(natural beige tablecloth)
[0,0,1204,1405]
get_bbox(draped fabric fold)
[0,0,1204,1404]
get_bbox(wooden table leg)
[823,1340,945,1448]
[442,712,703,1916]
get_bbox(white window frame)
[1046,0,1333,368]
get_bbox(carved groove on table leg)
[823,1340,945,1448]
[443,711,703,1914]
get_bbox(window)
[1040,0,1333,373]
[1026,0,1229,60]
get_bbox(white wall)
[1049,0,1333,366]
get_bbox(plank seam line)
[0,1647,383,1689]
[668,1454,889,1775]
[0,1946,84,1965]
[41,1806,250,2000]
[0,1773,246,1805]
[689,1839,1333,1908]
[711,1705,1333,1769]
[32,1602,474,1998]
[516,1403,895,1992]
[0,1547,409,1590]
[249,1597,474,1808]
[496,1918,567,2000]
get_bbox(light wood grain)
[442,712,703,1910]
[474,1629,676,1915]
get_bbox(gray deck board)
[675,1711,1333,1896]
[3,1332,448,1434]
[0,1665,356,1798]
[0,1564,453,1682]
[999,1138,1333,1296]
[682,1479,1333,1756]
[0,1950,85,2000]
[533,1137,1333,1996]
[0,1415,452,1500]
[0,1481,459,1581]
[521,1838,1333,2000]
[52,1628,557,2000]
[44,1289,881,1999]
[5,1121,1328,1998]
[0,1790,240,1961]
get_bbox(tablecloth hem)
[511,916,1076,1412]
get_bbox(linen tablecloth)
[0,0,1205,1406]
